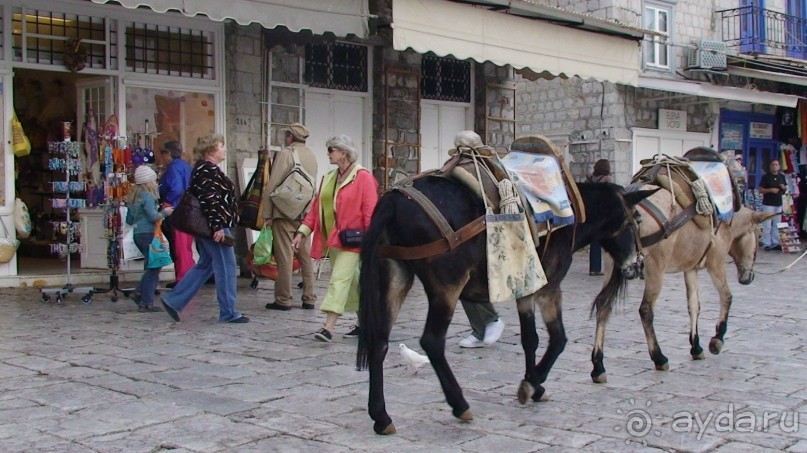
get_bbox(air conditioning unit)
[687,39,728,70]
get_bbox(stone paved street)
[1,250,806,452]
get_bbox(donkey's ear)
[622,188,660,207]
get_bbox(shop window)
[304,41,367,92]
[421,55,471,103]
[125,87,216,166]
[11,7,111,69]
[644,2,673,70]
[125,22,214,78]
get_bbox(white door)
[632,128,711,176]
[420,102,470,172]
[305,92,366,188]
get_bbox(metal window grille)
[125,22,213,78]
[11,7,109,68]
[421,55,471,103]
[304,41,367,92]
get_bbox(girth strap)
[378,215,487,260]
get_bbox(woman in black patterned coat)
[161,133,249,323]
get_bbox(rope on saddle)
[498,178,520,214]
[691,178,713,216]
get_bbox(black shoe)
[297,281,304,289]
[265,302,292,311]
[161,298,180,322]
[166,281,177,289]
[302,302,315,310]
[139,305,163,313]
[228,316,249,323]
[314,328,332,342]
[770,244,782,251]
[343,325,360,338]
[128,291,142,306]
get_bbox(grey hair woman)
[160,133,249,324]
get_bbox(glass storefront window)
[125,87,216,168]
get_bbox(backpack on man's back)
[269,148,315,219]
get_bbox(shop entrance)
[12,68,114,277]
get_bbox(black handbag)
[338,229,363,248]
[167,191,212,239]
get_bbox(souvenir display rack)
[40,138,96,304]
[91,126,132,302]
[93,120,160,302]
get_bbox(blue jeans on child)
[134,232,162,308]
[161,230,242,322]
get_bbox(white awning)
[392,0,641,86]
[89,0,370,38]
[639,76,800,107]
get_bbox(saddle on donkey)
[626,146,742,247]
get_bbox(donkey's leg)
[520,287,567,403]
[639,268,669,371]
[705,260,732,355]
[591,297,613,384]
[420,274,471,421]
[368,261,413,435]
[516,293,539,404]
[683,269,705,360]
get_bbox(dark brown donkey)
[356,177,655,435]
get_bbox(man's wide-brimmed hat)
[284,123,309,141]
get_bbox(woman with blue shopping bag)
[126,165,174,312]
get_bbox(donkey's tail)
[589,266,628,322]
[356,195,396,371]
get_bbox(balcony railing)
[719,6,807,58]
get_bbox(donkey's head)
[730,208,772,285]
[595,186,659,280]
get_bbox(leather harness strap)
[378,215,487,260]
[395,184,464,250]
[639,201,698,247]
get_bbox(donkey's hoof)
[709,338,724,355]
[531,385,548,402]
[592,373,608,384]
[655,362,669,371]
[374,422,397,435]
[455,409,474,421]
[517,380,534,404]
[692,352,705,360]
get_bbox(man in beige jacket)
[263,123,318,310]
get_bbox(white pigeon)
[399,343,430,373]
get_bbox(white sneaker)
[483,319,505,345]
[459,335,486,348]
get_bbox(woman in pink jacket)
[292,135,378,342]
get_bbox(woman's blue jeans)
[161,231,241,322]
[134,232,162,307]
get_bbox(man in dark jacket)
[758,159,787,251]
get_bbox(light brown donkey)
[590,176,771,384]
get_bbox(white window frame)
[644,2,673,71]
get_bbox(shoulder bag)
[166,191,212,239]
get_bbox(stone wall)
[371,48,421,189]
[476,63,516,150]
[224,23,264,265]
[224,23,264,175]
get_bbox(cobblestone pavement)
[1,249,806,452]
